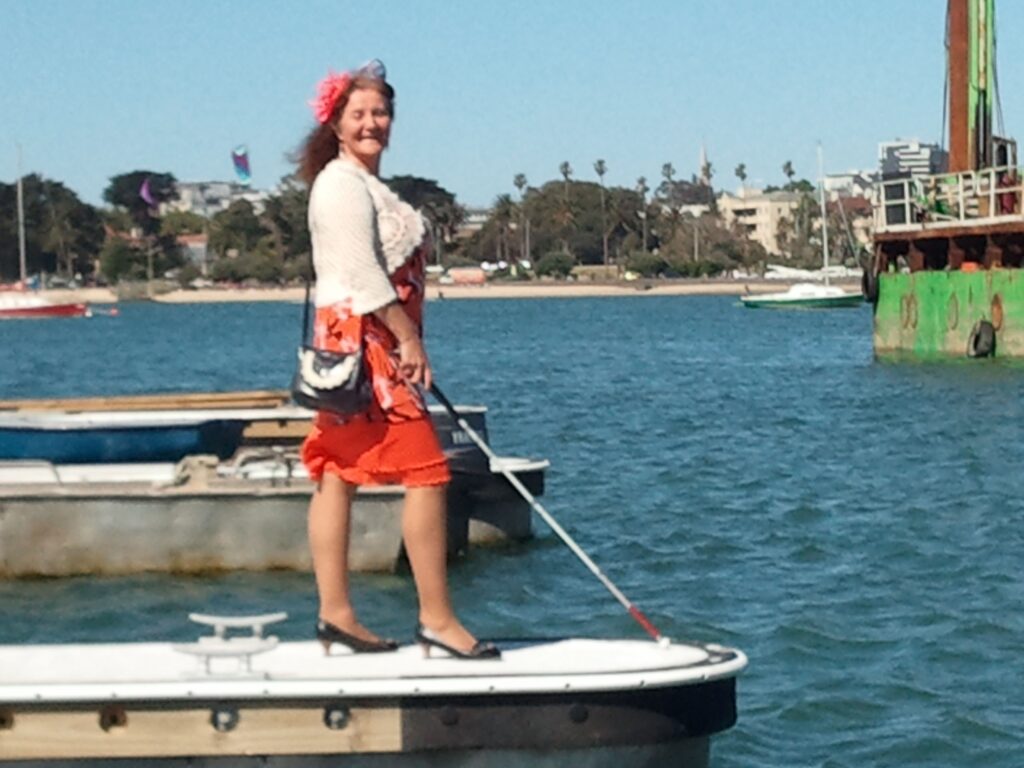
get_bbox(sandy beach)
[39,279,862,306]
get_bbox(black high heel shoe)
[415,625,501,660]
[316,620,399,655]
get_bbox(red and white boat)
[0,292,91,319]
[7,154,91,319]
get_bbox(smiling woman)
[293,62,497,661]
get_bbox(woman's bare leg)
[308,473,384,642]
[402,484,478,651]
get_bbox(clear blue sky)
[4,0,1024,208]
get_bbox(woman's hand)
[372,301,431,388]
[397,336,432,389]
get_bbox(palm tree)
[493,194,516,262]
[636,176,649,253]
[558,162,574,253]
[735,163,747,188]
[44,197,74,277]
[660,162,676,200]
[659,163,682,242]
[513,173,528,263]
[513,173,527,198]
[783,160,795,187]
[432,200,465,266]
[559,162,573,202]
[594,159,609,268]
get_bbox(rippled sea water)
[2,295,1023,767]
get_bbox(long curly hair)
[296,77,396,186]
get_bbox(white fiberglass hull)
[0,634,746,767]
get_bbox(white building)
[678,203,712,218]
[455,206,490,239]
[162,181,269,217]
[878,139,948,177]
[824,171,877,200]
[718,188,802,256]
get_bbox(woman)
[297,60,498,660]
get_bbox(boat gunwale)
[0,640,747,704]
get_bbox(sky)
[4,0,1024,209]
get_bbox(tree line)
[461,159,858,279]
[0,158,838,285]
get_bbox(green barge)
[869,0,1024,359]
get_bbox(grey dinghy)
[0,613,747,767]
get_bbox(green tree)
[0,175,103,280]
[607,185,646,261]
[103,171,181,287]
[99,239,146,283]
[735,163,747,186]
[102,208,132,234]
[664,213,767,275]
[208,200,268,259]
[161,210,207,237]
[775,191,822,265]
[624,250,668,277]
[464,193,520,265]
[385,175,464,262]
[261,176,311,276]
[467,179,599,265]
[103,171,178,235]
[535,251,575,278]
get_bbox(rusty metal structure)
[870,0,1024,358]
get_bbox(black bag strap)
[300,250,314,347]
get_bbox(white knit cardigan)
[308,156,427,315]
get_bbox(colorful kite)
[232,146,251,185]
[139,177,157,208]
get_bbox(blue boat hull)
[0,421,248,464]
[0,406,490,466]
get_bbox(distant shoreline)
[40,279,863,305]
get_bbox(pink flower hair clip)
[309,60,387,125]
[310,71,352,125]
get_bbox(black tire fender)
[862,268,879,304]
[967,319,996,358]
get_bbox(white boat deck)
[0,637,746,702]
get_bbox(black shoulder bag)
[290,255,373,415]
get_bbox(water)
[2,296,1023,766]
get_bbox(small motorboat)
[0,292,91,319]
[0,410,253,463]
[0,611,747,767]
[0,394,491,465]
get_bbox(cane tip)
[656,636,672,649]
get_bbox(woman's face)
[336,87,392,170]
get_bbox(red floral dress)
[300,242,450,487]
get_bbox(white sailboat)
[742,145,864,309]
